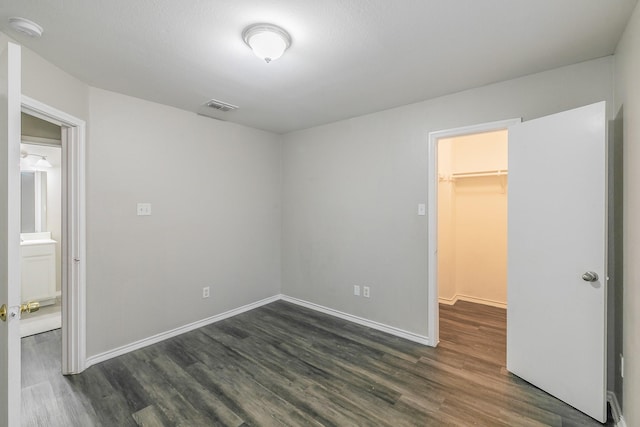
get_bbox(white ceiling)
[1,0,637,134]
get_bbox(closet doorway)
[427,118,520,346]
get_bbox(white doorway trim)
[21,95,86,374]
[427,118,521,347]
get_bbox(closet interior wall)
[437,130,508,308]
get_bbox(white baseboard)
[607,391,626,427]
[280,295,431,346]
[86,293,433,368]
[439,293,506,309]
[85,295,280,368]
[20,312,61,337]
[438,295,458,305]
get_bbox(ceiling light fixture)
[8,17,43,38]
[242,23,291,63]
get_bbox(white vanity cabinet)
[21,232,58,306]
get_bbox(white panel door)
[0,40,22,427]
[507,101,607,422]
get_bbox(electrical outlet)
[354,285,360,296]
[363,286,370,298]
[202,286,210,298]
[137,203,152,216]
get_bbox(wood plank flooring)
[22,300,613,426]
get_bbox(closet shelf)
[438,170,508,193]
[450,169,507,179]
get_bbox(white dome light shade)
[242,24,291,63]
[35,156,52,168]
[248,32,287,62]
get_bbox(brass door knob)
[20,301,40,315]
[0,304,6,322]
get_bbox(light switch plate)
[137,203,152,216]
[418,203,426,216]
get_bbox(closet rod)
[450,169,507,179]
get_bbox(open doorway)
[433,129,509,370]
[427,118,520,346]
[18,97,87,424]
[20,96,87,376]
[19,113,63,337]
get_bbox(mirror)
[21,171,47,233]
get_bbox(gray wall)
[86,87,282,356]
[614,2,640,424]
[22,113,62,141]
[19,37,89,123]
[282,56,614,337]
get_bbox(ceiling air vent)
[204,99,239,112]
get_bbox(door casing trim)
[21,95,86,374]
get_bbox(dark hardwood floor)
[22,300,613,426]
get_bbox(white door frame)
[21,95,87,374]
[427,118,521,347]
[2,40,22,427]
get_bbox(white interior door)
[507,101,607,422]
[0,40,22,427]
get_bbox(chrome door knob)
[582,271,598,282]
